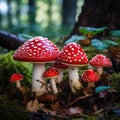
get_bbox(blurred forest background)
[0,0,84,39]
[0,1,120,119]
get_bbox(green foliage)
[91,39,118,50]
[0,95,28,120]
[18,34,33,40]
[95,86,111,93]
[79,26,107,35]
[0,51,32,93]
[110,30,120,38]
[107,73,120,91]
[64,35,86,44]
[64,26,119,51]
[82,46,99,59]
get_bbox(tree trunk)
[28,0,36,25]
[71,0,120,36]
[7,0,13,27]
[0,30,25,50]
[0,13,2,28]
[47,0,52,27]
[62,0,77,27]
[16,0,21,25]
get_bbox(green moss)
[0,95,28,120]
[107,73,120,91]
[0,51,32,93]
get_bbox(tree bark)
[0,30,25,50]
[62,0,77,27]
[28,0,36,25]
[71,0,120,36]
[16,0,21,25]
[7,0,13,27]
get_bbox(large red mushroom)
[58,42,88,93]
[89,54,112,75]
[13,36,60,96]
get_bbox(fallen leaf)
[26,99,39,112]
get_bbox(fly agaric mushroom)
[10,73,24,91]
[43,67,59,94]
[58,42,88,93]
[13,36,60,96]
[89,54,112,75]
[81,69,100,88]
[52,58,67,83]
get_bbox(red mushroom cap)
[43,67,59,78]
[10,73,24,83]
[89,54,112,67]
[58,42,88,66]
[13,36,60,63]
[81,69,100,83]
[53,59,68,69]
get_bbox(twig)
[67,94,93,107]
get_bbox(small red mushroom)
[13,36,60,96]
[43,67,59,94]
[81,69,100,88]
[58,42,88,93]
[89,54,112,75]
[52,58,67,83]
[10,73,24,90]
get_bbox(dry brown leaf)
[39,103,45,108]
[21,86,30,95]
[51,101,61,111]
[40,107,56,115]
[26,99,39,112]
[38,93,57,102]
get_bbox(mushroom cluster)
[11,34,115,114]
[12,35,113,98]
[13,36,60,96]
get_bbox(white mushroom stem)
[16,81,22,91]
[16,81,21,89]
[32,63,47,95]
[50,78,58,94]
[97,67,103,75]
[68,66,83,93]
[56,69,64,83]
